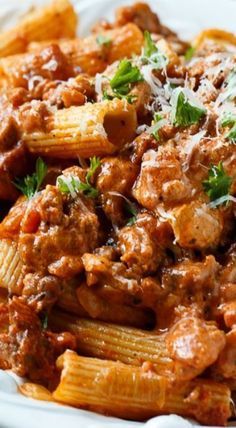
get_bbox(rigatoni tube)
[0,239,23,294]
[53,350,231,425]
[0,0,77,58]
[50,311,174,377]
[23,99,137,158]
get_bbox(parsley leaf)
[110,59,143,96]
[151,113,164,141]
[13,157,47,199]
[220,112,236,127]
[220,112,236,143]
[102,89,137,104]
[227,123,236,143]
[141,31,168,69]
[184,46,195,61]
[171,89,206,127]
[96,34,111,47]
[143,31,158,58]
[203,162,232,203]
[41,314,48,330]
[125,201,138,226]
[57,157,100,198]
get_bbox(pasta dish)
[0,0,236,425]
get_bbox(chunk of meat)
[118,213,172,274]
[162,255,219,292]
[131,133,158,165]
[155,256,220,328]
[115,2,175,37]
[133,147,192,210]
[96,156,139,225]
[0,196,27,239]
[18,101,52,133]
[0,44,75,89]
[0,115,28,201]
[82,252,161,309]
[170,200,224,249]
[42,74,95,108]
[214,329,236,379]
[76,283,154,328]
[3,297,77,386]
[166,316,226,380]
[22,273,62,313]
[131,81,152,118]
[97,156,138,195]
[220,245,236,284]
[19,182,100,278]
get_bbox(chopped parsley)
[203,162,232,204]
[109,59,143,99]
[13,157,47,199]
[227,124,236,143]
[225,69,236,99]
[143,31,158,58]
[184,46,195,61]
[41,314,48,330]
[220,112,236,143]
[141,31,168,69]
[171,88,206,127]
[220,112,236,127]
[150,113,165,141]
[57,157,100,198]
[96,34,111,47]
[102,89,137,104]
[125,201,138,226]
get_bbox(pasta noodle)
[50,310,174,377]
[53,350,231,425]
[193,28,236,49]
[0,0,77,58]
[23,99,137,158]
[0,239,23,294]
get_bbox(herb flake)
[57,157,100,198]
[203,162,232,204]
[171,89,206,127]
[13,157,47,199]
[110,59,143,96]
[96,34,111,47]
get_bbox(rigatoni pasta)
[50,310,174,377]
[0,0,77,58]
[0,239,23,294]
[53,350,231,426]
[22,99,137,158]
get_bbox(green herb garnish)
[171,89,206,127]
[125,201,138,226]
[96,34,111,47]
[13,157,47,199]
[110,59,143,96]
[143,31,158,58]
[57,157,100,198]
[226,124,236,143]
[151,113,164,141]
[141,31,168,69]
[102,89,137,104]
[184,46,195,61]
[220,112,236,127]
[203,162,232,204]
[42,314,48,330]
